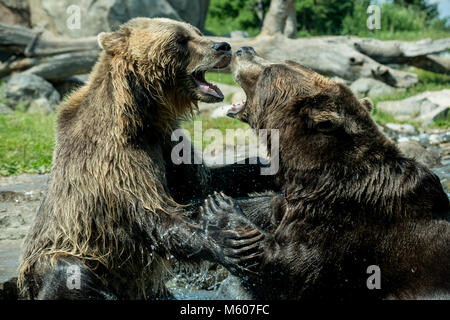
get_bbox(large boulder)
[0,0,30,27]
[29,0,210,38]
[350,78,400,99]
[398,139,440,168]
[4,73,60,111]
[377,90,450,124]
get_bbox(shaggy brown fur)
[17,19,270,300]
[210,47,450,300]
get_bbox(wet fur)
[18,19,275,300]
[230,54,450,300]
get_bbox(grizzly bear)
[203,46,450,300]
[17,19,270,300]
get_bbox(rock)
[417,105,449,124]
[0,174,48,286]
[166,0,210,31]
[0,0,30,27]
[350,78,399,98]
[385,123,417,135]
[53,74,88,99]
[330,76,351,85]
[432,164,450,194]
[211,105,232,118]
[0,174,49,202]
[398,140,440,168]
[29,0,210,39]
[223,31,250,39]
[377,90,450,124]
[0,103,12,115]
[27,97,55,114]
[5,73,60,111]
[0,277,18,300]
[429,134,441,145]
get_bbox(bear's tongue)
[195,79,224,99]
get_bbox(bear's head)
[228,46,392,166]
[97,18,232,108]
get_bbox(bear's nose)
[236,46,255,57]
[212,42,231,52]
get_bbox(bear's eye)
[317,120,335,132]
[177,36,190,46]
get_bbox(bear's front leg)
[198,192,266,277]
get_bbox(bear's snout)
[236,46,255,57]
[212,41,231,53]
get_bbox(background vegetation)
[206,0,450,39]
[1,0,449,176]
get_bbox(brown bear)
[203,46,450,300]
[17,19,270,300]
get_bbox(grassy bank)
[0,113,56,176]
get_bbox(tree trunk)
[283,0,297,39]
[260,0,297,39]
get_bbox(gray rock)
[0,0,30,27]
[5,73,60,111]
[29,0,210,39]
[53,75,88,99]
[398,140,441,168]
[350,78,399,98]
[385,123,417,135]
[330,76,351,85]
[27,97,56,114]
[377,90,450,124]
[0,103,12,115]
[223,30,250,39]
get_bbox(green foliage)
[205,72,238,86]
[393,0,439,20]
[206,0,449,39]
[297,0,354,35]
[206,0,270,36]
[342,0,449,38]
[0,112,56,176]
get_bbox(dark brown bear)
[17,19,270,300]
[205,46,450,300]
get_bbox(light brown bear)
[17,19,269,300]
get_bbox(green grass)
[181,115,251,150]
[205,72,238,87]
[0,112,56,176]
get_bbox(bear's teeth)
[195,79,224,99]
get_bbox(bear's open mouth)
[193,71,224,99]
[227,100,246,117]
[193,55,231,100]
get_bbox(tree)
[393,0,439,20]
[260,0,297,38]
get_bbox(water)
[0,241,21,282]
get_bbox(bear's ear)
[309,110,342,133]
[97,30,129,54]
[360,97,373,113]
